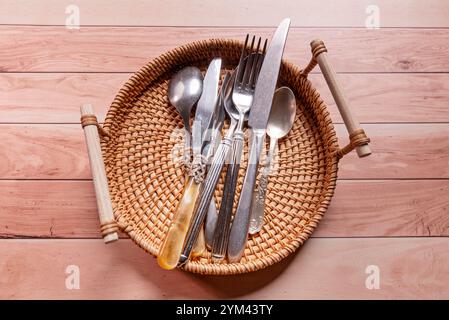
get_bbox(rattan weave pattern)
[100,39,340,275]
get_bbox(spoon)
[168,67,203,165]
[249,86,296,234]
[157,67,203,270]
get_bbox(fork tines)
[235,35,268,90]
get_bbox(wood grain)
[2,0,449,27]
[1,124,448,179]
[0,124,89,179]
[319,180,449,237]
[2,73,449,123]
[1,26,449,72]
[0,73,126,123]
[80,104,117,243]
[1,238,448,299]
[336,124,449,179]
[1,180,448,239]
[1,0,448,301]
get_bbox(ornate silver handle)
[227,129,266,262]
[249,167,269,234]
[179,122,237,265]
[249,136,277,234]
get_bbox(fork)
[178,35,266,265]
[211,36,267,261]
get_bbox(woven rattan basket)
[80,38,371,275]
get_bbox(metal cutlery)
[211,45,267,262]
[227,18,291,263]
[167,67,203,166]
[178,38,266,265]
[249,86,296,234]
[157,58,222,269]
[190,57,222,257]
[204,73,231,249]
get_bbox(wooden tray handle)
[302,39,371,158]
[80,104,118,244]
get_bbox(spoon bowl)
[267,86,296,140]
[168,67,203,164]
[168,67,203,127]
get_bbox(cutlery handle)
[211,130,244,261]
[309,39,371,158]
[249,137,277,234]
[249,166,269,234]
[204,197,218,249]
[204,129,222,248]
[227,129,265,262]
[179,130,235,265]
[80,104,118,244]
[192,227,206,257]
[157,177,200,270]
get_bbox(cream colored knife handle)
[157,177,200,270]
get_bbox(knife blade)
[248,18,290,130]
[192,58,222,157]
[227,18,291,262]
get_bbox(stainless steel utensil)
[191,58,222,176]
[227,18,291,263]
[179,38,265,265]
[168,67,203,165]
[191,58,222,256]
[157,60,221,269]
[211,49,267,262]
[249,86,296,234]
[205,73,231,249]
[212,72,239,262]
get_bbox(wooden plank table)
[0,0,448,299]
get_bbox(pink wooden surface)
[0,0,448,299]
[2,73,449,123]
[2,238,449,299]
[1,180,448,238]
[2,0,449,27]
[1,124,448,180]
[1,27,449,73]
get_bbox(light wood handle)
[157,177,201,270]
[310,39,371,158]
[80,104,118,244]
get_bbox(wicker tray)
[80,38,371,275]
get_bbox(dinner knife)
[191,58,222,256]
[227,18,291,263]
